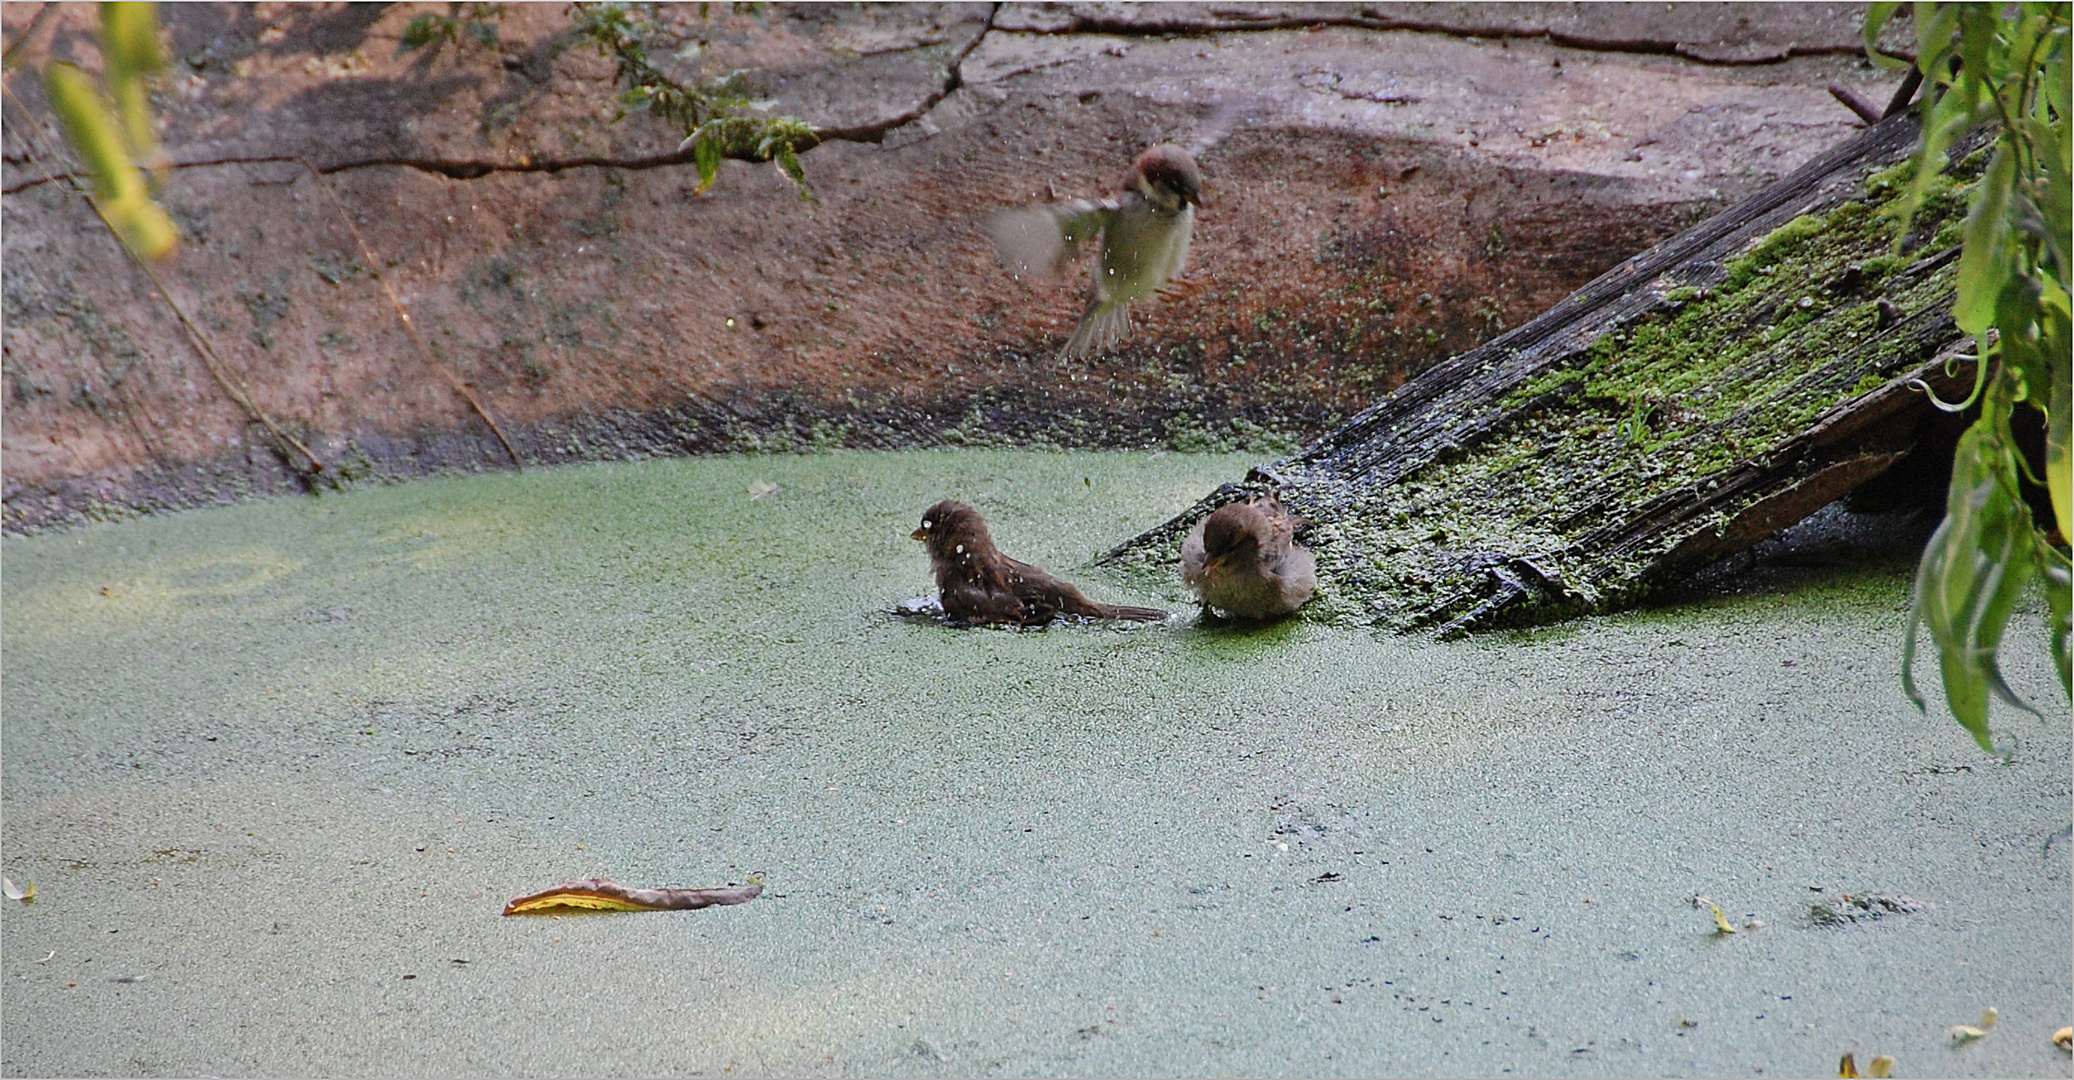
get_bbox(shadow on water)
[1651,502,1939,612]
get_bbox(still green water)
[3,450,2067,1077]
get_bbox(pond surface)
[3,450,2067,1077]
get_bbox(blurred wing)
[1183,98,1249,160]
[986,198,1116,277]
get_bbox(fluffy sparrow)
[987,105,1238,359]
[913,499,1168,626]
[1180,495,1316,621]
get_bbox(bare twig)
[294,159,523,469]
[1,3,60,73]
[131,257,330,478]
[1884,67,1925,118]
[0,80,327,481]
[1828,82,1885,125]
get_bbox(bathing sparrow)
[1180,494,1316,621]
[913,499,1168,626]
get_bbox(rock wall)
[0,2,1912,531]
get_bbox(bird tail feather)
[1059,299,1133,360]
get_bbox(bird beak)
[910,527,928,541]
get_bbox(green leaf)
[101,2,164,74]
[1864,2,1908,68]
[2040,538,2072,697]
[692,131,721,192]
[1905,381,2043,753]
[2049,329,2072,542]
[1955,147,2017,336]
[774,144,813,202]
[1916,3,1962,86]
[399,14,452,54]
[1892,86,1975,245]
[47,68,134,197]
[100,3,164,167]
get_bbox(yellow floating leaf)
[3,877,33,903]
[1867,1055,1893,1077]
[503,877,763,916]
[1977,1006,1998,1031]
[2052,1026,2071,1051]
[1951,1025,1987,1044]
[1694,895,1737,934]
[1839,1051,1859,1078]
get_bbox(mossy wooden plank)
[1106,112,1987,633]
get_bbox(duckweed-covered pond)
[2,450,2067,1077]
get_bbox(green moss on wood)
[1285,145,1984,631]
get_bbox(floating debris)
[2052,1026,2070,1051]
[503,876,763,916]
[1838,1050,1894,1077]
[1950,1006,1998,1044]
[748,480,779,500]
[1809,891,1921,926]
[1692,895,1737,935]
[3,877,34,904]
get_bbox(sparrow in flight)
[986,104,1239,359]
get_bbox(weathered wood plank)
[1104,111,1986,632]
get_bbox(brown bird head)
[1132,143,1204,211]
[912,499,996,562]
[1199,499,1273,562]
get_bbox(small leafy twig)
[567,1,820,199]
[399,3,505,60]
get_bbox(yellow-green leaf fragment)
[3,877,34,903]
[43,61,178,260]
[503,876,763,916]
[1694,895,1737,935]
[101,2,166,170]
[45,63,141,203]
[2052,1026,2070,1051]
[1867,1054,1894,1077]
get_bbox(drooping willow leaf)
[2046,294,2071,542]
[1905,388,2041,752]
[43,61,176,261]
[100,1,164,175]
[1891,2,2070,751]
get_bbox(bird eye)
[922,520,932,529]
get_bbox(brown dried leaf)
[503,876,763,916]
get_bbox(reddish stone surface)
[1,2,1911,530]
